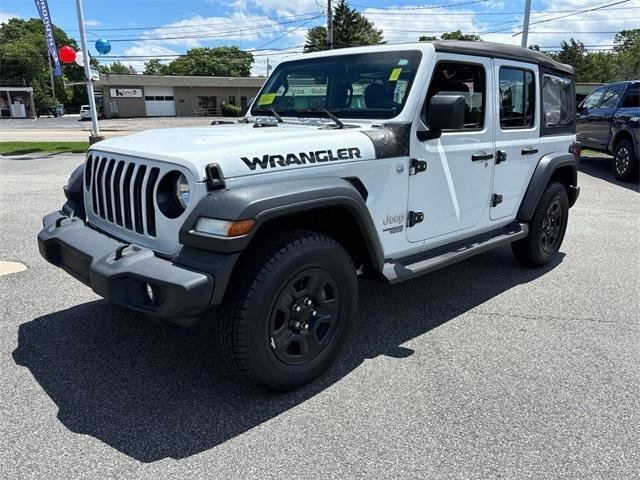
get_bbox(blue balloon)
[95,38,111,55]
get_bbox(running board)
[383,223,529,284]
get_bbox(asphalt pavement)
[0,152,638,479]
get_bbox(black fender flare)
[179,176,385,270]
[517,152,578,222]
[61,164,86,219]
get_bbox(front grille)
[85,154,160,237]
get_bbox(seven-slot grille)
[84,154,160,237]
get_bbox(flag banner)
[34,0,62,76]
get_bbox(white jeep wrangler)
[39,41,580,390]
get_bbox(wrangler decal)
[241,147,361,171]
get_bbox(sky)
[2,0,639,76]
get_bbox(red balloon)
[59,46,76,63]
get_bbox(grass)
[0,141,89,156]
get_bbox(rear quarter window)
[541,73,575,134]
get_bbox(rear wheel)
[612,139,638,182]
[217,230,357,391]
[512,182,569,267]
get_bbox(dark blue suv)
[577,81,639,182]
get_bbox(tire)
[216,230,358,391]
[512,182,569,268]
[612,139,639,182]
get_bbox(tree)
[304,0,383,52]
[97,61,135,75]
[420,30,481,42]
[0,18,89,109]
[613,29,640,79]
[162,47,253,76]
[143,58,167,75]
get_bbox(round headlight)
[175,173,190,209]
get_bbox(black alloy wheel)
[540,199,563,254]
[269,268,341,366]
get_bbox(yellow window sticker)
[258,93,276,105]
[389,68,402,81]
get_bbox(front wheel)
[216,230,357,391]
[612,139,639,182]
[512,182,569,267]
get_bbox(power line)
[59,11,323,32]
[103,16,322,42]
[487,0,632,35]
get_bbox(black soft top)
[432,40,575,76]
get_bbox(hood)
[90,122,379,180]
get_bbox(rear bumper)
[38,211,235,323]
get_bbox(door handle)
[521,147,539,156]
[471,152,493,162]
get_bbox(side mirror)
[417,94,466,141]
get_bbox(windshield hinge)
[409,158,427,175]
[407,211,424,227]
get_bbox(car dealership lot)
[0,116,238,142]
[0,153,638,479]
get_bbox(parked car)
[79,105,92,120]
[577,81,640,181]
[38,42,580,390]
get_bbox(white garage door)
[144,87,176,117]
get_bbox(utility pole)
[327,0,334,49]
[75,0,101,141]
[521,0,532,48]
[266,57,271,77]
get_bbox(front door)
[490,60,540,220]
[407,55,494,243]
[576,85,607,149]
[590,83,626,146]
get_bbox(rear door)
[490,60,540,220]
[407,55,494,243]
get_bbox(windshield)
[251,50,422,120]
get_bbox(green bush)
[221,103,241,117]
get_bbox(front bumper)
[38,211,225,323]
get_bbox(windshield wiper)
[253,107,283,123]
[300,108,344,129]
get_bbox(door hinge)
[407,211,424,227]
[409,158,427,175]
[491,194,503,207]
[496,150,507,164]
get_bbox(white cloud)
[139,13,284,48]
[361,0,640,51]
[0,11,20,24]
[121,44,179,73]
[231,0,321,17]
[84,19,101,27]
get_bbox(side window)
[599,85,625,109]
[427,62,485,129]
[621,85,640,108]
[542,73,574,129]
[582,87,606,109]
[499,67,535,129]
